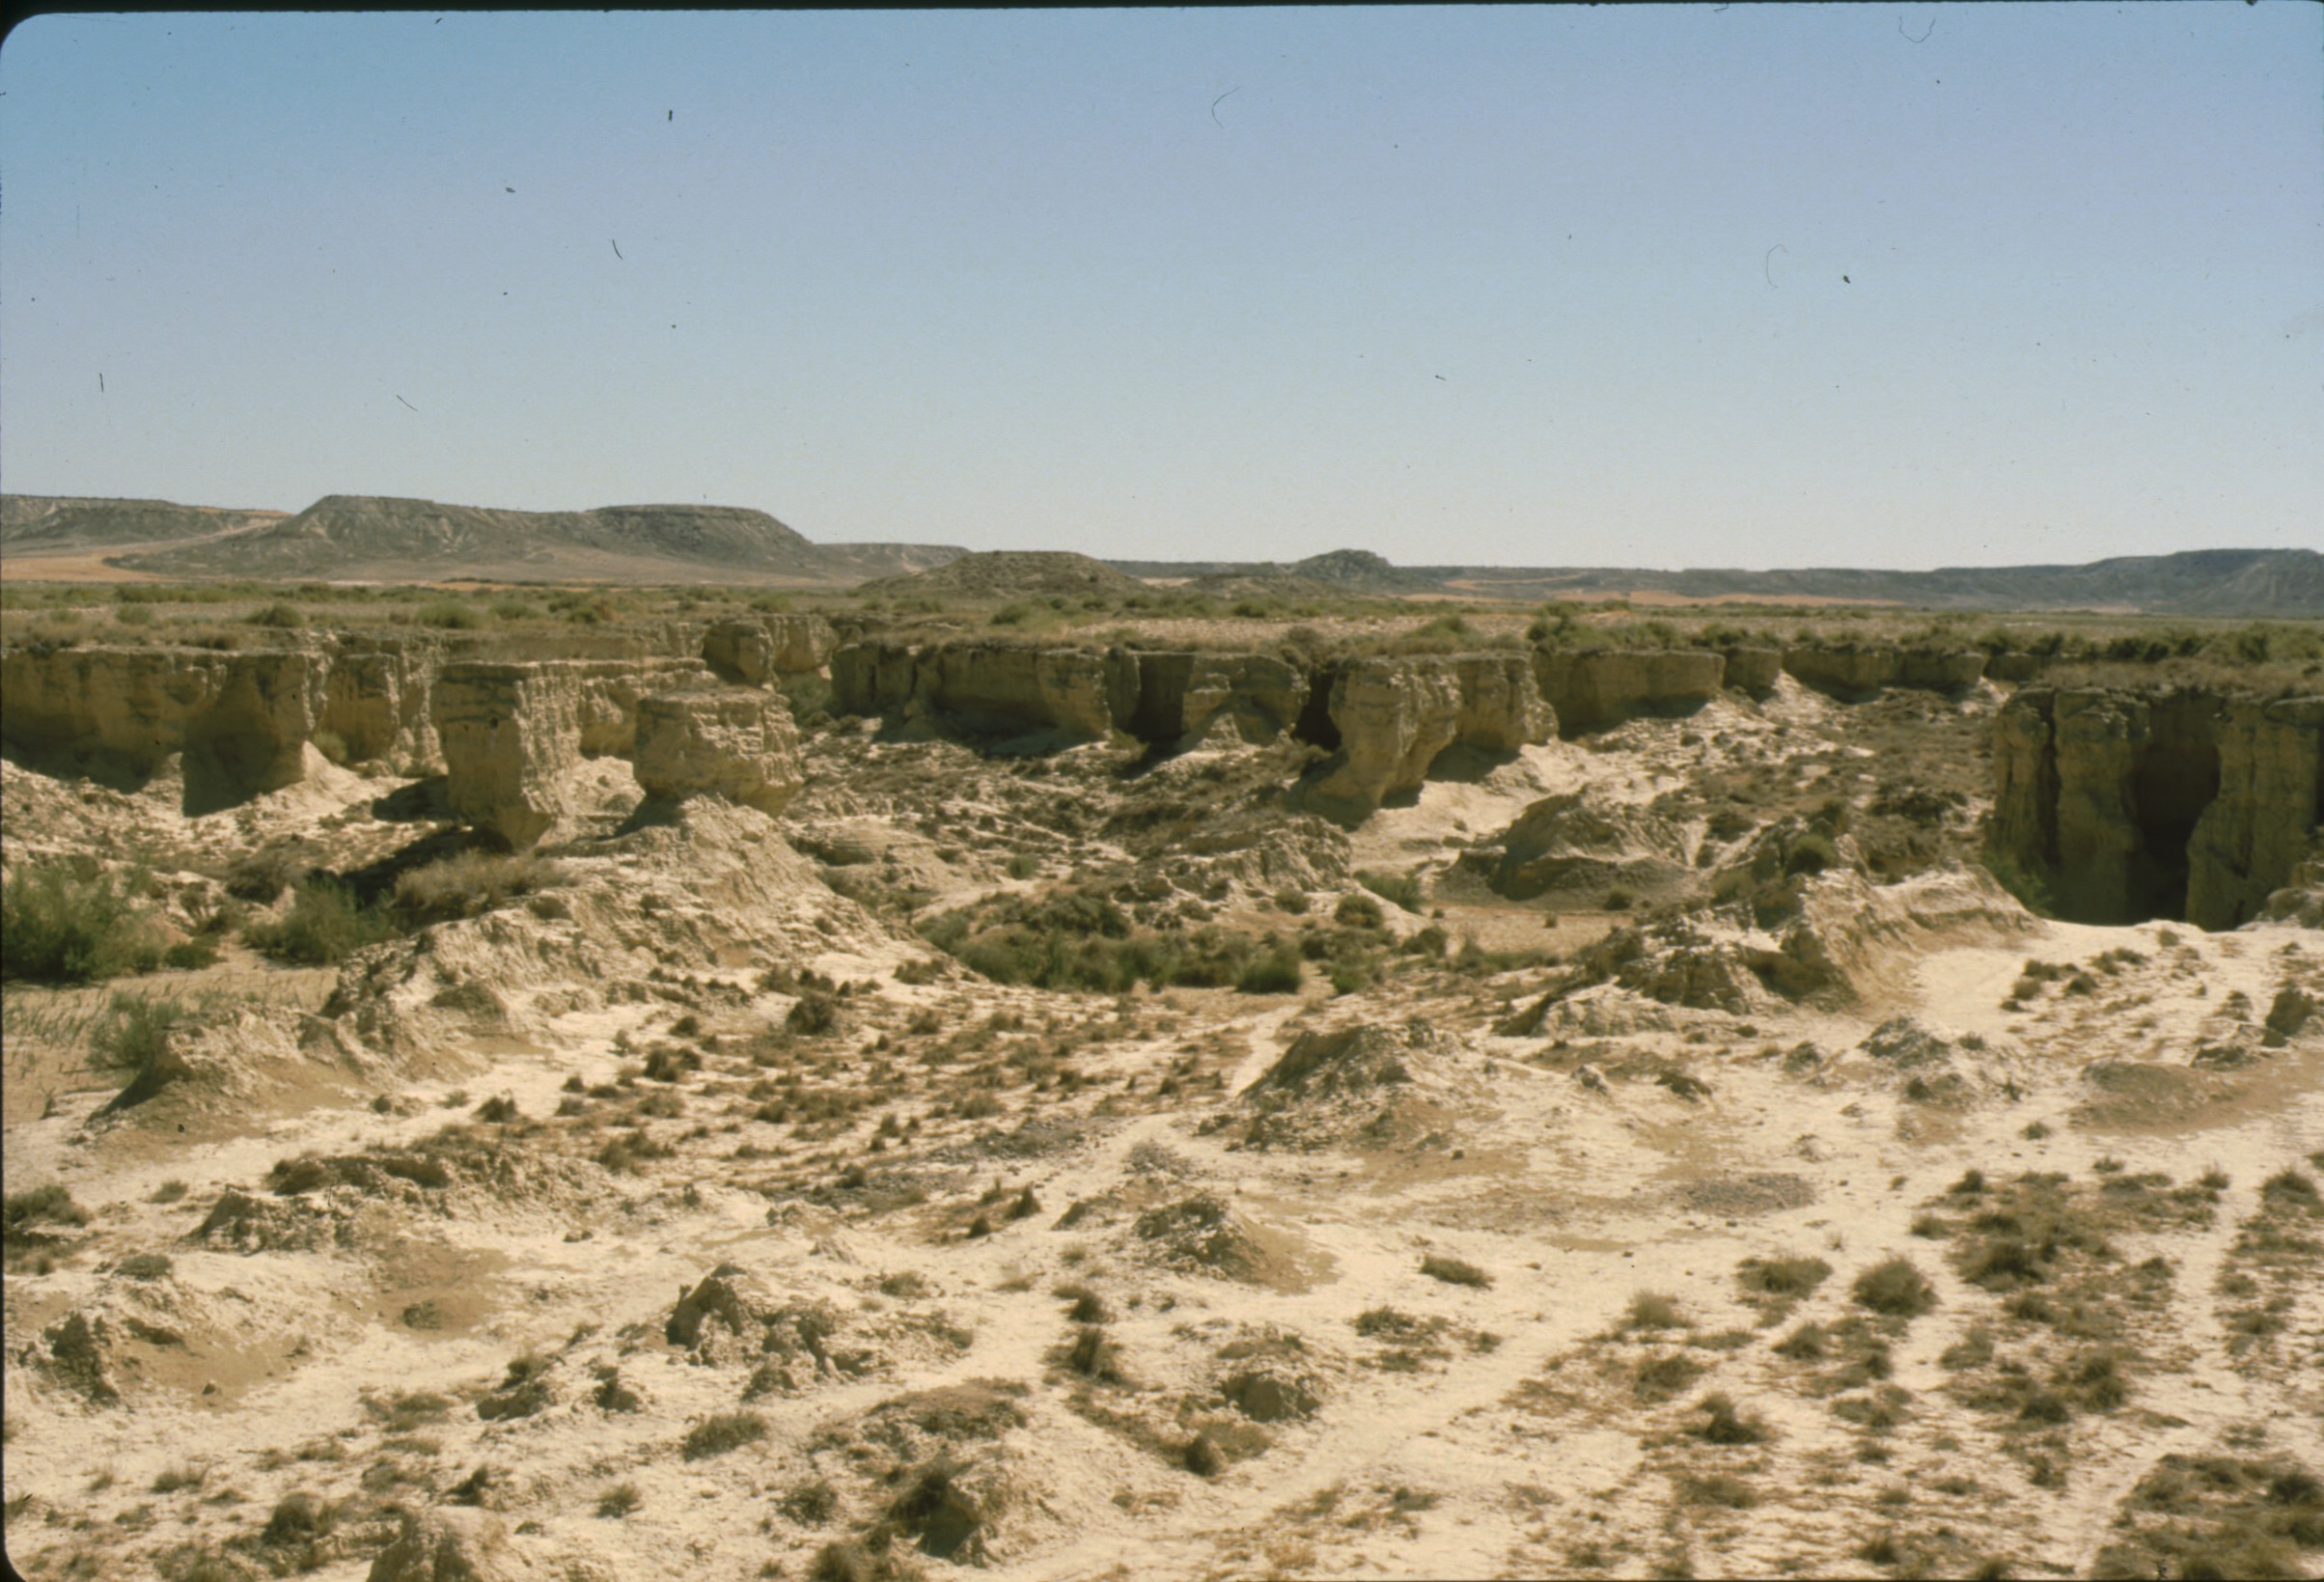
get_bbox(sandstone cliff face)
[433,662,595,850]
[318,634,443,769]
[2187,695,2324,930]
[1992,686,2320,930]
[1532,650,1723,736]
[1300,659,1462,824]
[1,644,328,814]
[1126,652,1309,746]
[632,690,803,815]
[1785,646,1987,698]
[920,644,1136,740]
[1720,647,1784,697]
[702,614,837,685]
[1450,653,1555,751]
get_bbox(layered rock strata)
[1991,685,2323,930]
[1531,649,1724,735]
[632,689,804,815]
[1,644,328,813]
[1784,645,1987,698]
[702,614,837,685]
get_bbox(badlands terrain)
[3,546,2322,1582]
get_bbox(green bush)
[91,993,190,1076]
[1,861,160,983]
[1853,1256,1937,1318]
[1334,892,1385,929]
[1356,869,1424,911]
[244,879,397,965]
[419,601,482,630]
[244,600,305,628]
[1784,832,1840,877]
[1235,952,1302,995]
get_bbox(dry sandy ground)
[4,699,2321,1582]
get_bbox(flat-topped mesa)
[431,656,718,848]
[701,614,838,685]
[1784,644,1988,699]
[1991,685,2324,930]
[632,689,803,815]
[1531,649,1724,736]
[1,643,329,814]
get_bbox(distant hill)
[856,550,1146,601]
[101,494,963,586]
[1,495,287,554]
[1109,547,2324,619]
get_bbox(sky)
[2,6,2317,570]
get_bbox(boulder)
[632,689,803,815]
[1532,649,1723,735]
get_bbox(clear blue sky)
[3,6,2317,569]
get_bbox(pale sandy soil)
[4,690,2320,1582]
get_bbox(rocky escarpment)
[701,615,837,685]
[831,640,1554,819]
[1783,645,1988,699]
[432,657,726,847]
[1299,654,1553,822]
[632,690,803,815]
[1532,649,1724,736]
[1991,686,2324,930]
[1,644,328,814]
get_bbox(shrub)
[90,992,190,1076]
[1853,1257,1937,1318]
[1784,832,1839,877]
[4,1183,89,1238]
[418,601,482,630]
[1633,1352,1706,1402]
[1624,1291,1685,1331]
[1235,952,1302,995]
[1738,1255,1832,1300]
[596,1483,642,1518]
[1,861,160,983]
[680,1410,767,1459]
[1356,869,1424,911]
[163,937,220,971]
[244,879,397,965]
[392,851,567,922]
[1420,1254,1492,1289]
[1334,892,1384,929]
[244,601,304,628]
[1694,1392,1770,1445]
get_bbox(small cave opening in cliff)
[1291,671,1341,752]
[2123,699,2222,924]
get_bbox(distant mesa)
[36,493,967,588]
[856,550,1147,601]
[1,495,287,554]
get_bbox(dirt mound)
[857,550,1147,601]
[1132,1192,1285,1283]
[1246,1020,1430,1101]
[1467,791,1691,902]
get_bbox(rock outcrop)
[702,614,837,684]
[2187,694,2324,930]
[1991,686,2322,929]
[1531,649,1723,736]
[318,633,443,768]
[1,644,328,813]
[1299,659,1463,823]
[434,662,595,850]
[831,640,1137,741]
[1784,646,1987,698]
[1720,647,1784,697]
[632,689,803,815]
[1467,791,1690,901]
[1125,651,1310,746]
